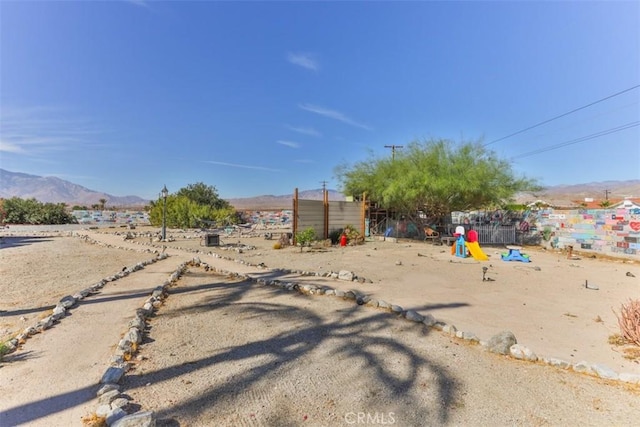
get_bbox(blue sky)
[1,1,638,200]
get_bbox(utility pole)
[320,181,327,192]
[384,145,403,160]
[604,189,611,201]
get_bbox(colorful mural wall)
[533,207,640,257]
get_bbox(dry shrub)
[343,224,364,245]
[81,413,106,426]
[613,299,640,346]
[622,346,640,361]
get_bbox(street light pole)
[161,185,168,242]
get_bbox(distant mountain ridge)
[1,168,638,209]
[515,179,640,206]
[0,169,148,207]
[227,189,345,210]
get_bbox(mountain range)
[1,168,638,209]
[0,169,148,207]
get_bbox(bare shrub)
[613,299,640,346]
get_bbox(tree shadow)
[0,273,466,426]
[0,384,98,425]
[123,274,463,425]
[0,236,55,250]
[0,304,56,317]
[0,350,41,364]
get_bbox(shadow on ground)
[124,271,466,425]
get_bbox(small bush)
[613,299,640,346]
[343,224,364,245]
[296,227,316,251]
[329,229,343,245]
[0,341,9,361]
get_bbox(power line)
[484,85,640,147]
[511,121,639,160]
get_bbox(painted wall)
[533,207,640,257]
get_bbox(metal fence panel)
[473,224,517,245]
[297,199,325,238]
[328,201,362,234]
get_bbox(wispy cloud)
[276,140,300,149]
[285,125,322,138]
[203,160,282,172]
[287,52,319,71]
[299,104,372,131]
[0,106,103,156]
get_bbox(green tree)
[335,138,540,225]
[148,183,237,229]
[176,182,230,210]
[599,200,611,208]
[99,198,107,210]
[1,197,74,224]
[40,203,76,224]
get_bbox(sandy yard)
[0,225,639,426]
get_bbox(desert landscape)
[1,225,639,426]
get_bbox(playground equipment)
[501,246,530,262]
[451,227,489,261]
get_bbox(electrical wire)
[483,85,640,147]
[511,121,639,160]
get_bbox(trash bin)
[205,234,220,247]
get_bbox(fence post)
[293,188,298,245]
[361,192,367,237]
[324,188,329,240]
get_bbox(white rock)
[592,363,618,380]
[510,344,538,361]
[572,361,593,374]
[338,270,355,281]
[442,324,457,336]
[619,373,640,384]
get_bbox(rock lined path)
[1,230,639,426]
[0,251,190,426]
[123,268,640,426]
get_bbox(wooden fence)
[292,189,365,243]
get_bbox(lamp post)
[161,185,168,242]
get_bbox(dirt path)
[0,228,639,426]
[0,251,191,426]
[124,269,640,426]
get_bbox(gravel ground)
[125,269,640,426]
[1,227,639,427]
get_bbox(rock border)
[0,251,169,359]
[97,254,639,426]
[5,231,638,426]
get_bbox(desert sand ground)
[0,225,639,426]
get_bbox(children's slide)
[465,241,489,261]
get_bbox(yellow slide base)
[465,241,489,261]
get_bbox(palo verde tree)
[148,182,237,229]
[335,138,540,225]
